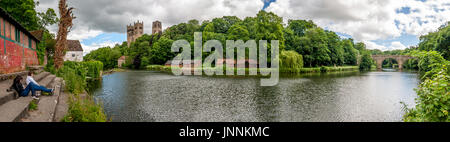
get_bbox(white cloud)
[36,0,264,42]
[266,0,450,42]
[365,41,407,51]
[81,41,120,56]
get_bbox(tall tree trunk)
[54,0,75,69]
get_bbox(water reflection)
[92,71,419,122]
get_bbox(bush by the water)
[404,51,450,122]
[404,61,449,122]
[56,61,103,94]
[280,50,304,73]
[62,95,107,122]
[410,51,447,79]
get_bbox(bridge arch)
[372,55,414,70]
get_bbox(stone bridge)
[372,55,415,70]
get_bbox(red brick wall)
[0,18,39,74]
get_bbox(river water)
[91,70,420,122]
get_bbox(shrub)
[62,95,107,122]
[404,63,450,122]
[280,50,304,73]
[58,66,85,95]
[28,100,38,111]
[359,52,374,71]
[320,66,328,72]
[82,61,103,78]
[56,61,104,94]
[410,51,447,78]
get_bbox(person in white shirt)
[25,72,55,99]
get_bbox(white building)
[63,40,83,62]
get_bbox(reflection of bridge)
[372,55,414,70]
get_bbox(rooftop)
[67,40,83,51]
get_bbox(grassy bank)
[62,94,107,122]
[46,61,108,122]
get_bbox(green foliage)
[28,99,38,111]
[280,50,304,73]
[62,95,107,122]
[418,23,450,60]
[342,39,359,65]
[57,66,85,95]
[410,51,447,79]
[227,24,250,41]
[147,65,173,72]
[0,0,40,30]
[56,61,104,94]
[82,61,103,78]
[84,47,122,70]
[149,37,175,65]
[298,66,359,73]
[87,10,370,71]
[287,19,317,37]
[37,8,59,29]
[404,62,450,122]
[359,51,374,71]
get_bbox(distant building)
[118,56,128,68]
[0,7,40,74]
[63,40,83,62]
[152,20,162,34]
[127,21,144,47]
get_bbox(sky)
[35,0,450,55]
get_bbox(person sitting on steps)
[7,72,55,100]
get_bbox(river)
[90,70,420,122]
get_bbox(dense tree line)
[86,11,373,70]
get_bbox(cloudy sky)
[35,0,450,54]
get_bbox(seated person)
[8,72,54,100]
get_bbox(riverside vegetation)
[85,11,374,73]
[45,61,108,122]
[5,0,446,122]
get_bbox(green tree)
[304,27,330,66]
[342,39,358,65]
[149,37,175,65]
[418,23,450,60]
[410,50,447,79]
[280,50,303,73]
[227,24,250,41]
[0,0,40,30]
[37,8,59,29]
[84,47,122,70]
[359,51,373,70]
[326,31,345,66]
[287,19,317,37]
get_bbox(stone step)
[0,74,56,122]
[22,77,62,122]
[0,72,51,107]
[53,80,68,122]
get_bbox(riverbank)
[146,65,360,74]
[102,68,127,76]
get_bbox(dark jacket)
[10,76,24,94]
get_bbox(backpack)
[8,76,24,94]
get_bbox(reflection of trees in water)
[86,78,102,95]
[254,81,281,122]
